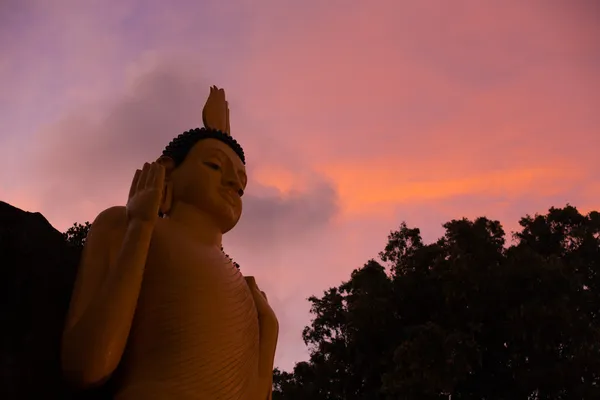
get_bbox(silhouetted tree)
[62,222,91,249]
[273,205,600,400]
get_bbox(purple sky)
[1,0,599,371]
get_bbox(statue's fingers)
[153,164,165,188]
[129,169,141,199]
[244,276,256,287]
[137,163,150,191]
[145,163,157,187]
[245,277,267,305]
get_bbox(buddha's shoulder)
[92,206,128,232]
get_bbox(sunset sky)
[1,0,599,371]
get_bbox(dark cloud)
[24,54,339,241]
[229,179,339,248]
[30,57,208,177]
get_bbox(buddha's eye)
[205,162,221,171]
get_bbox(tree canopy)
[273,205,600,399]
[62,221,91,249]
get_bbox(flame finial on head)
[162,85,245,165]
[202,85,231,136]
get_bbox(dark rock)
[0,201,110,399]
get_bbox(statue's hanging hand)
[202,85,230,134]
[245,277,278,335]
[245,276,278,399]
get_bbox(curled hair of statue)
[162,127,246,166]
[158,128,246,220]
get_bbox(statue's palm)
[127,162,165,224]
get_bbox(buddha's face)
[166,138,247,233]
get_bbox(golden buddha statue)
[60,86,279,399]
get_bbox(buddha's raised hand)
[126,162,165,224]
[202,85,230,134]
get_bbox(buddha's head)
[157,128,247,234]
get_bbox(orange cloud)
[252,165,306,195]
[315,161,583,217]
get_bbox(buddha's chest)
[136,235,258,335]
[122,230,260,377]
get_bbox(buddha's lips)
[220,190,237,206]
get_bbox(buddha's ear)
[156,156,176,178]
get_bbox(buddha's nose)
[223,171,242,192]
[226,179,241,191]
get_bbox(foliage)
[273,205,600,400]
[62,221,91,249]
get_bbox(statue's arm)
[61,206,154,388]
